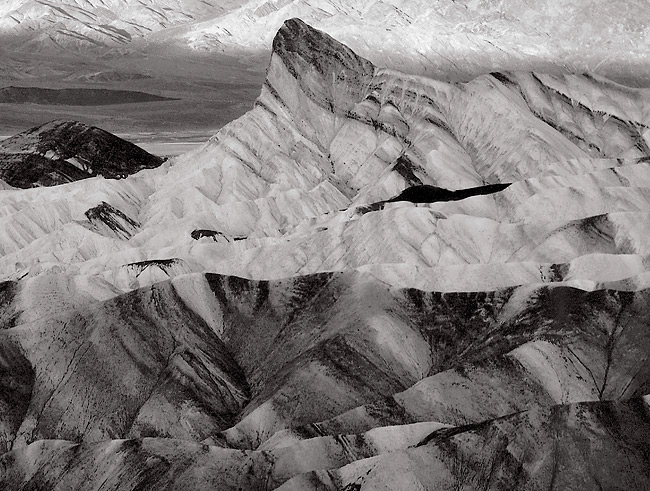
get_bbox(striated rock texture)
[1,18,650,490]
[0,272,650,488]
[0,120,164,188]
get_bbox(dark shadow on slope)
[190,229,247,242]
[8,280,250,445]
[357,183,511,214]
[0,280,21,330]
[122,259,186,278]
[0,339,35,453]
[388,183,511,203]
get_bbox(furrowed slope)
[177,0,650,83]
[1,20,649,294]
[1,19,650,490]
[0,0,245,52]
[1,272,650,488]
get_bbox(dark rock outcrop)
[0,120,164,188]
[191,230,247,242]
[270,18,376,115]
[0,281,20,330]
[83,201,140,240]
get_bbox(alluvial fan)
[1,17,650,491]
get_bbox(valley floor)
[116,133,212,157]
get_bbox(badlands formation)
[1,16,650,491]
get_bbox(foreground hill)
[0,18,650,490]
[0,120,164,188]
[1,272,650,489]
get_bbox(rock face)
[0,120,164,188]
[1,18,650,490]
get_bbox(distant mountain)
[174,0,650,83]
[1,18,650,491]
[0,0,648,84]
[0,0,244,51]
[0,120,164,188]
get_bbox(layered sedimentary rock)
[1,18,650,490]
[2,19,649,290]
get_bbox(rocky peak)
[268,18,375,113]
[272,18,375,80]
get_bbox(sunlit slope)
[1,20,649,293]
[1,19,650,490]
[0,0,244,51]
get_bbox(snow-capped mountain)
[1,17,650,491]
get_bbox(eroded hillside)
[0,18,649,490]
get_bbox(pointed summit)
[272,18,374,77]
[268,18,375,113]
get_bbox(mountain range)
[1,11,650,491]
[1,0,649,83]
[1,0,648,138]
[0,0,242,50]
